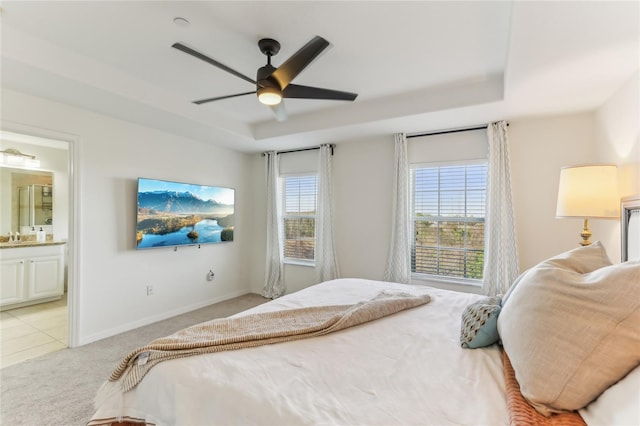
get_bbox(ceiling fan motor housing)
[257,64,279,90]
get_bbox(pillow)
[541,240,612,273]
[460,297,501,349]
[497,243,640,416]
[579,365,640,426]
[501,241,612,307]
[500,269,529,307]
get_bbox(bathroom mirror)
[0,167,54,234]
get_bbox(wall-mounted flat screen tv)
[136,177,234,249]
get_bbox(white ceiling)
[1,1,638,153]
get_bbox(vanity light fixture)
[0,148,41,168]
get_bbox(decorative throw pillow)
[460,297,501,349]
[498,242,640,416]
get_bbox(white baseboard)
[79,288,252,346]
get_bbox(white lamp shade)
[556,164,619,218]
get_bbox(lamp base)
[579,218,592,246]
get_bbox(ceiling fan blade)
[270,36,330,90]
[193,91,256,105]
[172,42,256,85]
[269,102,288,122]
[283,84,358,101]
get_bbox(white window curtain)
[483,121,519,296]
[383,133,411,283]
[315,144,340,282]
[262,151,285,299]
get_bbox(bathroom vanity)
[0,241,66,310]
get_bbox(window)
[411,162,487,280]
[282,175,317,263]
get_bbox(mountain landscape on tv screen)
[138,190,233,214]
[136,188,234,249]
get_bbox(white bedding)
[90,278,508,425]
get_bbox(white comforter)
[91,278,508,425]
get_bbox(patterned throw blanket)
[107,291,431,393]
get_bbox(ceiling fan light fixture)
[257,86,282,105]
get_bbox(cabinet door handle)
[20,260,24,264]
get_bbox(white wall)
[251,112,614,295]
[250,135,395,295]
[508,113,598,268]
[592,72,640,262]
[594,72,640,197]
[2,89,253,345]
[333,135,395,281]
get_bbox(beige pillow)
[497,243,640,416]
[541,241,613,273]
[501,242,612,306]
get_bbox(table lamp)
[556,164,619,246]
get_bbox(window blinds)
[412,163,487,279]
[283,175,317,261]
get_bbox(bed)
[89,212,640,426]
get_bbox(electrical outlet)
[146,285,154,296]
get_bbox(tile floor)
[0,295,68,368]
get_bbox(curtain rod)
[406,125,487,139]
[262,144,335,156]
[406,122,508,139]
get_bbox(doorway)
[0,129,75,367]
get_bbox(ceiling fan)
[172,36,358,121]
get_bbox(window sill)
[411,273,483,294]
[283,259,315,268]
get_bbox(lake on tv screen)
[137,219,226,248]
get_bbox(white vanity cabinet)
[0,243,65,309]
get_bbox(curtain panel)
[483,121,519,296]
[262,151,285,299]
[315,144,340,282]
[383,133,411,283]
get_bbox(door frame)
[1,122,81,347]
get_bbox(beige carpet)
[0,293,268,426]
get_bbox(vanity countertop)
[0,241,67,249]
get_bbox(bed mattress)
[90,278,508,425]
